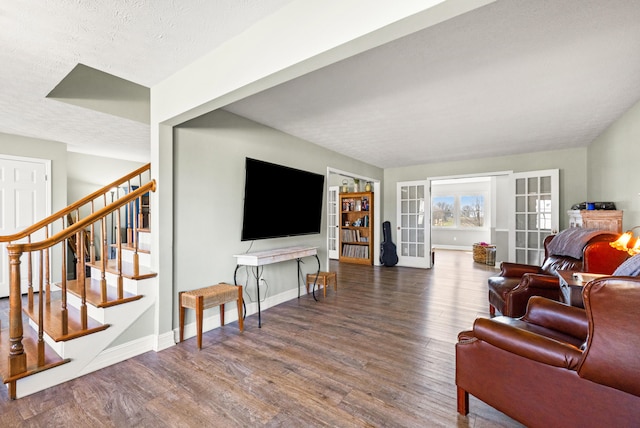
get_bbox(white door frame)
[509,169,559,264]
[327,185,339,259]
[396,180,431,268]
[326,167,381,267]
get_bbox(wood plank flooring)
[0,250,523,427]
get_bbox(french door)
[0,156,50,297]
[509,169,559,265]
[327,186,339,259]
[396,180,431,268]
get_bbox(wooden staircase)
[0,164,156,399]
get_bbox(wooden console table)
[234,246,320,327]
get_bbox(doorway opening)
[326,168,380,267]
[430,171,511,266]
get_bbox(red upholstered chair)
[457,277,640,427]
[487,231,626,317]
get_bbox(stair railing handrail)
[7,181,155,254]
[0,163,150,243]
[6,179,156,394]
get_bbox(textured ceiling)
[2,1,640,167]
[0,0,295,161]
[225,0,640,168]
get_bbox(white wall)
[66,152,145,204]
[587,98,640,229]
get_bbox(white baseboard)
[155,331,177,351]
[80,335,155,376]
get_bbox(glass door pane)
[396,180,431,268]
[510,170,558,264]
[327,186,339,259]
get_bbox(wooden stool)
[306,272,337,297]
[179,283,243,349]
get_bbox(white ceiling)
[0,0,295,161]
[2,1,640,167]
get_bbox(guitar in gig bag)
[380,221,399,267]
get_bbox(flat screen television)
[241,158,325,241]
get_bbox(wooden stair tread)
[23,301,109,342]
[0,326,70,383]
[87,259,156,280]
[60,278,143,308]
[122,243,150,253]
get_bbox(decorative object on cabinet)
[570,201,616,210]
[567,209,623,233]
[339,191,374,265]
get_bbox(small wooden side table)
[557,270,606,309]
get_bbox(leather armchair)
[457,277,640,427]
[488,232,626,317]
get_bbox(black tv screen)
[241,158,325,241]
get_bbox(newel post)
[8,247,26,377]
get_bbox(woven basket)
[473,243,496,263]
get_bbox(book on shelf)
[341,229,362,243]
[341,244,369,259]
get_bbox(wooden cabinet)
[567,210,623,233]
[339,192,374,265]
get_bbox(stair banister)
[6,180,156,386]
[8,181,155,254]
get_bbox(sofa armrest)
[521,296,588,339]
[502,274,561,318]
[499,262,544,277]
[517,273,560,289]
[472,318,583,369]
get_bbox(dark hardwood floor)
[0,250,523,427]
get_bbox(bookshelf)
[339,191,374,265]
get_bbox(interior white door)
[396,180,431,268]
[0,157,49,297]
[327,185,339,259]
[509,169,559,264]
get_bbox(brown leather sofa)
[488,232,627,317]
[457,276,640,427]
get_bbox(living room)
[1,0,640,423]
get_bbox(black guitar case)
[380,221,399,267]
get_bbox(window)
[432,196,454,227]
[432,194,485,228]
[460,195,484,227]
